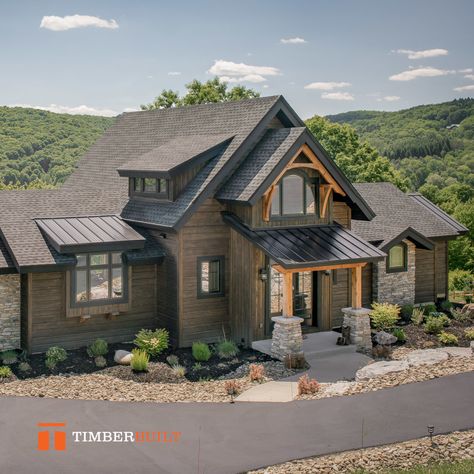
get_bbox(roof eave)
[380,226,435,252]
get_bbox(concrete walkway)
[1,371,473,474]
[235,381,298,402]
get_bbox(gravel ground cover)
[249,430,474,473]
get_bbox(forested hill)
[326,98,474,191]
[0,107,114,188]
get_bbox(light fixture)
[259,268,268,281]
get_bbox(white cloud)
[393,48,448,59]
[280,37,307,44]
[9,103,118,116]
[453,84,474,92]
[40,14,118,31]
[208,60,280,81]
[321,92,354,101]
[304,81,351,90]
[219,74,267,83]
[168,71,181,76]
[459,68,473,73]
[389,66,454,81]
[377,96,401,102]
[262,84,269,89]
[464,74,474,80]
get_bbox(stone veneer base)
[0,274,21,351]
[342,307,372,353]
[270,316,304,361]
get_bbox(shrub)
[424,316,445,334]
[372,345,392,359]
[392,327,406,343]
[87,339,108,358]
[451,308,471,322]
[18,362,32,374]
[134,328,169,357]
[411,307,425,326]
[438,331,458,345]
[0,366,13,379]
[297,374,320,395]
[172,364,187,377]
[224,380,241,396]
[370,303,400,330]
[249,363,265,383]
[1,350,17,365]
[400,304,414,323]
[94,356,107,368]
[464,328,474,340]
[192,362,202,371]
[45,346,67,370]
[166,355,179,367]
[217,340,239,359]
[440,300,453,312]
[422,303,437,315]
[192,342,211,362]
[130,349,149,372]
[449,269,474,292]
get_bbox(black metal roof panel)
[35,215,146,254]
[0,236,16,273]
[117,134,234,178]
[223,213,385,269]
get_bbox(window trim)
[386,242,408,273]
[129,177,171,200]
[197,255,225,298]
[70,252,129,308]
[270,170,319,219]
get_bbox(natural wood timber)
[320,184,333,218]
[281,271,293,317]
[272,262,366,274]
[351,265,362,309]
[262,184,277,221]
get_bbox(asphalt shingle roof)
[0,236,15,272]
[351,183,464,246]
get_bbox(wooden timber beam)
[351,265,362,309]
[281,271,294,317]
[320,184,333,219]
[272,262,366,275]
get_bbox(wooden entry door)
[316,271,332,330]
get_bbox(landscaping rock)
[355,360,408,380]
[114,350,133,365]
[407,349,448,367]
[323,381,355,396]
[374,331,397,345]
[471,341,474,355]
[461,303,474,318]
[437,347,472,358]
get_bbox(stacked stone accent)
[342,307,372,353]
[373,240,416,306]
[0,274,21,351]
[270,316,304,361]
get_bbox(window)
[387,243,407,272]
[271,171,318,217]
[130,178,169,199]
[73,252,127,306]
[197,256,225,298]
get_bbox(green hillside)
[0,107,114,188]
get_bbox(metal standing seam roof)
[0,237,15,273]
[223,213,385,270]
[117,134,235,177]
[35,215,146,254]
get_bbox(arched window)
[387,243,407,272]
[271,171,317,217]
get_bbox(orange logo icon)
[37,422,66,451]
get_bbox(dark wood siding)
[362,263,373,308]
[415,248,435,303]
[27,265,157,353]
[435,241,448,299]
[333,202,351,229]
[331,269,349,327]
[179,199,230,347]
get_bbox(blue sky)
[1,0,473,118]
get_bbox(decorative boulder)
[374,331,397,346]
[407,349,448,367]
[461,303,474,318]
[114,350,133,365]
[356,360,408,381]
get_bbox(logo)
[37,422,67,451]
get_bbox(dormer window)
[130,177,169,199]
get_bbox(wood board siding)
[435,241,448,299]
[26,265,157,353]
[331,269,349,327]
[179,199,231,347]
[415,248,435,303]
[333,201,351,229]
[229,228,266,345]
[362,263,373,308]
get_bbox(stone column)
[270,316,304,361]
[0,274,21,351]
[342,307,372,353]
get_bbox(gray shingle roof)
[0,236,15,272]
[117,133,234,177]
[351,183,464,246]
[216,127,306,201]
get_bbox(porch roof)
[223,212,385,270]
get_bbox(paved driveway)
[1,372,473,474]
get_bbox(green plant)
[449,269,474,292]
[192,362,203,371]
[134,328,169,357]
[411,307,425,326]
[45,346,67,370]
[370,303,400,330]
[392,327,406,342]
[249,363,265,383]
[94,356,107,368]
[466,295,473,304]
[400,304,414,323]
[172,364,187,377]
[423,316,446,334]
[87,339,108,358]
[1,350,17,365]
[166,355,179,367]
[429,311,446,319]
[216,340,239,359]
[422,303,437,315]
[192,342,211,362]
[464,328,474,340]
[450,308,470,322]
[18,361,32,374]
[130,349,149,372]
[297,374,320,395]
[0,366,13,378]
[440,300,453,311]
[438,331,459,345]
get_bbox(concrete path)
[235,381,298,402]
[1,371,473,474]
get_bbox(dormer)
[117,134,234,201]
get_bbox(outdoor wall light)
[259,268,268,281]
